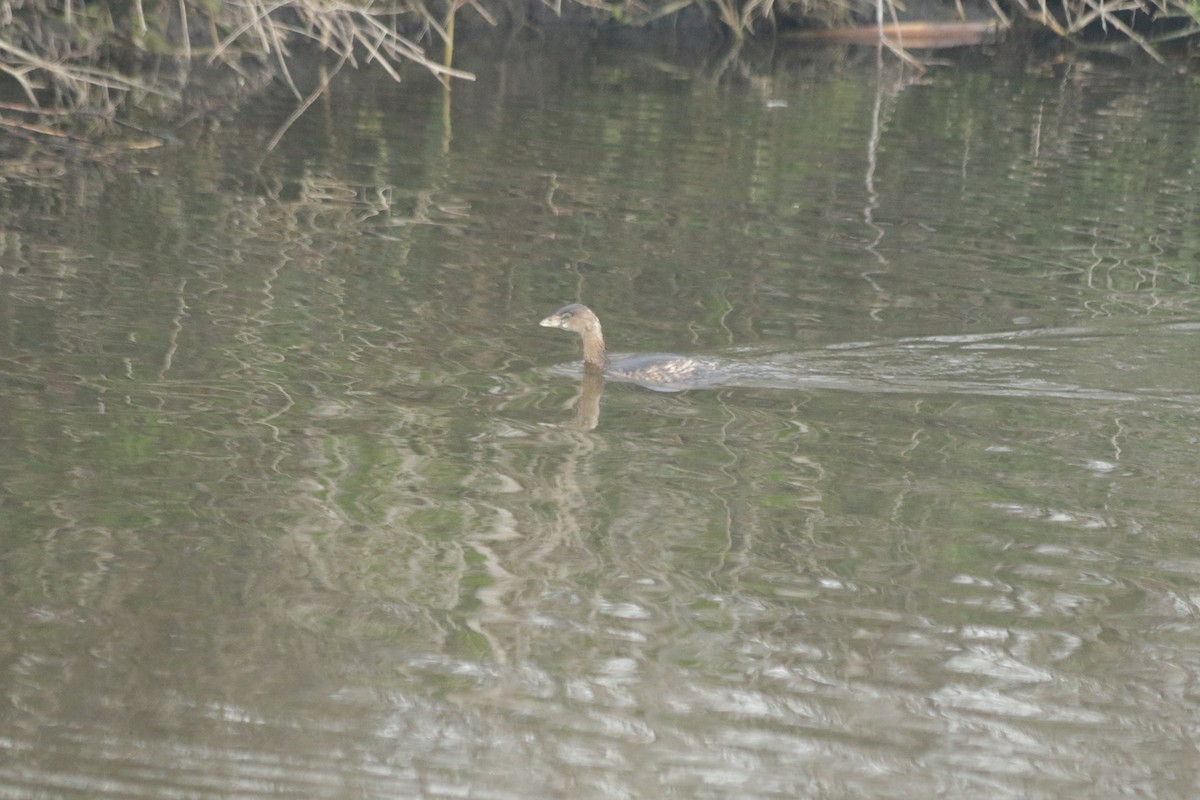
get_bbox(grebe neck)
[581,325,608,369]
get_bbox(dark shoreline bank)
[0,0,1194,161]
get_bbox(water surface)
[2,37,1200,799]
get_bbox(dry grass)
[0,0,477,119]
[1006,0,1200,67]
[0,0,1195,148]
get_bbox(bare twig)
[0,37,177,101]
[1079,0,1172,65]
[264,47,352,153]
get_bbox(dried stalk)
[0,36,175,107]
[1009,0,1197,66]
[1079,0,1170,65]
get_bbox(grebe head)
[539,304,601,335]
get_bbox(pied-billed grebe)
[539,303,711,389]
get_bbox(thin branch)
[0,63,39,105]
[0,38,177,98]
[208,0,291,65]
[1079,0,1172,65]
[264,47,352,154]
